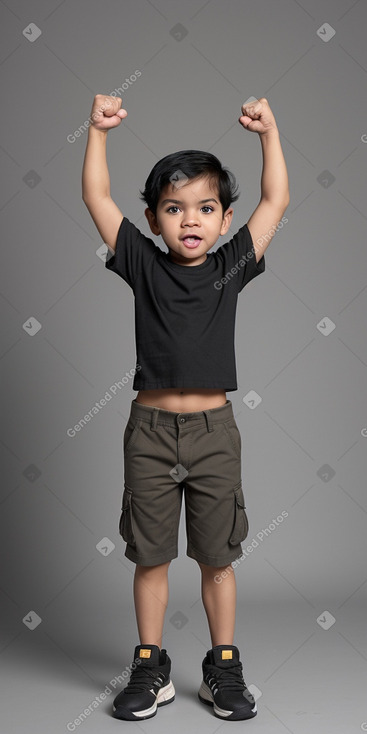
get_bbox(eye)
[165,205,214,214]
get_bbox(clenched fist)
[239,97,278,135]
[90,94,127,131]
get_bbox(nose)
[181,210,200,226]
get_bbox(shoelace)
[124,667,165,694]
[206,663,246,692]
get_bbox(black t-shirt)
[105,216,265,392]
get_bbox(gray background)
[1,0,367,732]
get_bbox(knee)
[197,561,227,572]
[197,561,220,576]
[197,560,233,582]
[136,560,171,574]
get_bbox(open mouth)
[181,236,202,248]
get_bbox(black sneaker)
[112,644,175,720]
[198,644,257,721]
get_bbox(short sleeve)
[217,223,265,293]
[105,216,157,289]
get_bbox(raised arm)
[239,97,290,263]
[82,95,127,251]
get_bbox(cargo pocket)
[119,485,136,545]
[229,481,249,546]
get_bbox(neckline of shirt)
[162,250,213,273]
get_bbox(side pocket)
[223,419,242,460]
[229,481,249,546]
[123,418,141,456]
[119,485,136,545]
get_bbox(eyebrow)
[160,198,219,206]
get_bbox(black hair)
[139,149,240,218]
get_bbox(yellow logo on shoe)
[139,649,151,658]
[222,650,232,660]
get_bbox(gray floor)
[2,552,366,733]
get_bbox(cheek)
[165,222,177,237]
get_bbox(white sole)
[198,680,257,718]
[113,679,175,719]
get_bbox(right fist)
[90,94,127,131]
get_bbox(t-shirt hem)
[132,381,237,391]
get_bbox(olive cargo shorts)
[120,398,249,567]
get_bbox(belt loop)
[203,409,214,432]
[150,407,159,431]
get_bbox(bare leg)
[133,561,171,649]
[198,562,236,647]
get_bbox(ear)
[220,208,234,236]
[144,207,160,235]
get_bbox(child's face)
[144,175,233,266]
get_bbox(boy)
[82,95,289,722]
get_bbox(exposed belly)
[135,388,227,412]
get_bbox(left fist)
[239,97,278,134]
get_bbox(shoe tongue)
[211,645,240,668]
[133,644,161,667]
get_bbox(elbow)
[280,191,290,213]
[271,195,290,220]
[82,192,94,209]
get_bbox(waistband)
[129,398,234,432]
